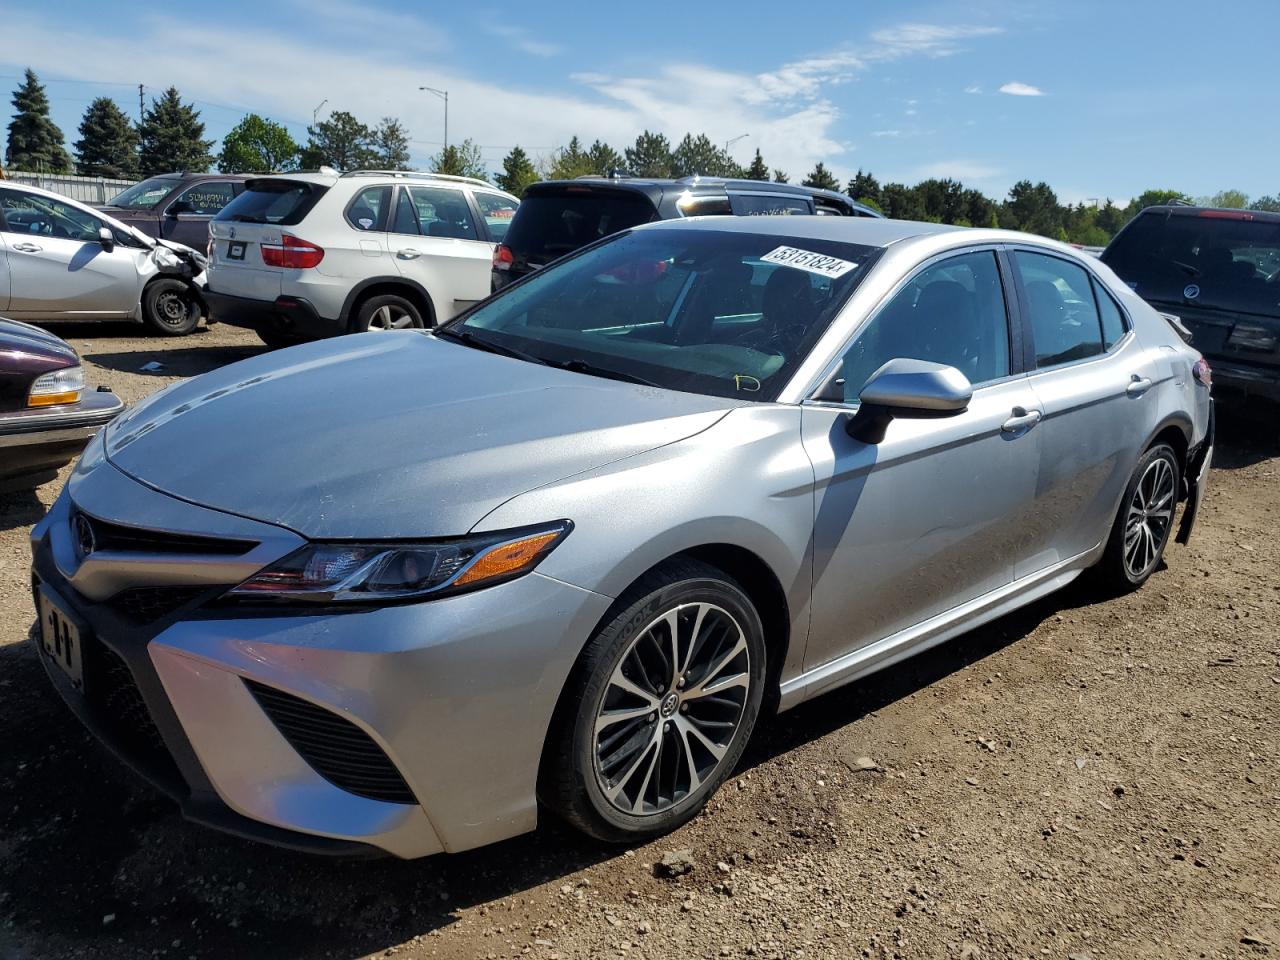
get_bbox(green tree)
[137,87,213,175]
[545,136,595,180]
[1096,199,1126,235]
[586,139,623,176]
[671,133,738,178]
[370,117,411,170]
[1002,180,1062,237]
[745,148,769,181]
[1200,189,1249,209]
[624,130,672,177]
[431,138,487,179]
[217,113,298,173]
[847,169,882,209]
[1127,188,1191,215]
[495,145,539,195]
[74,96,138,178]
[880,182,925,220]
[801,161,840,192]
[5,68,70,172]
[1253,194,1280,212]
[302,110,374,171]
[772,169,789,183]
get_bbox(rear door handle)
[1001,407,1043,434]
[396,248,422,260]
[12,242,41,253]
[1126,375,1153,396]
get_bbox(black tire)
[1093,442,1181,594]
[142,279,201,336]
[539,559,767,843]
[350,293,425,333]
[256,328,308,349]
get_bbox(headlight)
[28,365,84,407]
[226,522,571,604]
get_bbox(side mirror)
[97,226,116,252]
[167,199,192,216]
[846,358,972,443]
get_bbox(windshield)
[1103,210,1280,317]
[450,228,881,401]
[109,177,180,210]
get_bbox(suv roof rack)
[339,169,494,188]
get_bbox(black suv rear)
[1102,205,1280,401]
[492,176,881,289]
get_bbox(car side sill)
[777,545,1102,711]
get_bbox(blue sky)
[3,0,1276,204]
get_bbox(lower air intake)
[244,680,416,805]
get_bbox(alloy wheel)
[592,602,750,816]
[1124,455,1176,578]
[367,304,415,330]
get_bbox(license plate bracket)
[38,589,86,693]
[227,240,246,261]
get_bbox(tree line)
[7,67,1278,243]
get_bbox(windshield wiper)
[549,358,659,387]
[434,327,549,365]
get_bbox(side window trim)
[390,184,421,236]
[804,244,1020,405]
[462,189,490,243]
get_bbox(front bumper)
[0,390,124,482]
[30,462,612,857]
[204,289,343,340]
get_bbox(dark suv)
[1102,205,1280,402]
[492,175,881,289]
[98,172,250,249]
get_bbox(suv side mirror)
[97,226,116,252]
[167,199,192,216]
[846,358,972,443]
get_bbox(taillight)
[261,234,324,269]
[1192,357,1212,389]
[492,244,513,271]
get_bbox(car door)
[0,188,140,318]
[800,248,1043,675]
[1008,247,1158,576]
[388,184,494,321]
[161,180,239,249]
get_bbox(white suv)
[205,170,519,346]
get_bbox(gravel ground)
[1,322,1277,960]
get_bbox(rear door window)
[728,194,813,217]
[1102,210,1280,317]
[1014,251,1104,368]
[1093,279,1128,348]
[504,190,657,265]
[217,180,328,226]
[392,186,479,240]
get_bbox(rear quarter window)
[728,194,813,217]
[217,180,329,226]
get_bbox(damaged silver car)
[0,181,208,336]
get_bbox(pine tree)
[745,149,769,181]
[801,162,840,191]
[302,111,374,171]
[370,117,411,170]
[847,169,882,209]
[137,87,213,176]
[74,96,138,178]
[545,136,594,180]
[671,133,739,178]
[586,139,623,176]
[431,139,487,180]
[624,130,673,178]
[772,169,790,183]
[5,68,70,172]
[495,146,538,195]
[217,114,298,173]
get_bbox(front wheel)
[142,279,202,336]
[1093,442,1181,593]
[540,560,766,843]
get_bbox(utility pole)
[419,86,448,150]
[138,83,145,122]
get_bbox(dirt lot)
[1,322,1277,960]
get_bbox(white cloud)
[486,24,561,58]
[867,24,1004,59]
[964,84,983,94]
[872,130,902,138]
[999,81,1045,97]
[910,160,1003,181]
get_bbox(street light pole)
[419,86,449,150]
[312,99,328,127]
[724,133,750,153]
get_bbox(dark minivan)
[99,173,250,249]
[1102,205,1280,402]
[492,176,881,290]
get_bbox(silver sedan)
[31,216,1213,858]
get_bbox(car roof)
[640,213,965,246]
[142,171,252,181]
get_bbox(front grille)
[106,585,211,624]
[245,680,416,805]
[74,510,257,556]
[87,642,180,782]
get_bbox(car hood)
[103,332,736,539]
[0,316,77,362]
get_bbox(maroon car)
[0,318,124,489]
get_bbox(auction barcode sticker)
[760,245,859,279]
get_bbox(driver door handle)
[1001,407,1043,434]
[1126,375,1153,396]
[396,248,422,260]
[12,242,41,253]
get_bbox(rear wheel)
[351,294,425,333]
[1093,443,1181,593]
[540,560,766,842]
[142,279,201,336]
